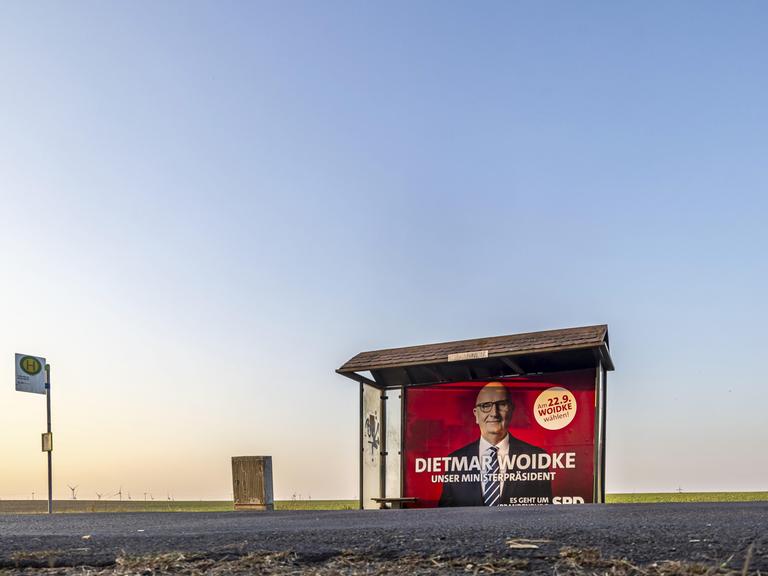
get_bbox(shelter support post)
[359,382,363,510]
[379,390,387,501]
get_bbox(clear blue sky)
[1,1,766,499]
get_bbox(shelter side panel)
[361,383,383,509]
[403,369,596,507]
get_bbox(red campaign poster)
[404,369,596,507]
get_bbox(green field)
[0,499,358,514]
[274,499,357,510]
[607,492,768,504]
[0,493,765,514]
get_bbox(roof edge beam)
[499,356,525,375]
[335,369,380,387]
[597,343,615,371]
[425,366,447,382]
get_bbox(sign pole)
[45,364,52,514]
[15,353,52,512]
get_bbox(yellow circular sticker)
[20,356,42,376]
[534,387,577,430]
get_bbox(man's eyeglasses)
[475,400,511,413]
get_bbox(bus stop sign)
[15,353,46,394]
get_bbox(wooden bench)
[371,497,418,509]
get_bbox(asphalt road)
[0,502,765,574]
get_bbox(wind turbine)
[96,492,104,501]
[114,487,123,501]
[68,485,78,500]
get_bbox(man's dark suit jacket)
[438,435,553,507]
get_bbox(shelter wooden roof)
[337,324,613,389]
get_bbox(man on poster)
[438,382,552,507]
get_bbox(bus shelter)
[337,325,614,509]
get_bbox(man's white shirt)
[479,434,510,496]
